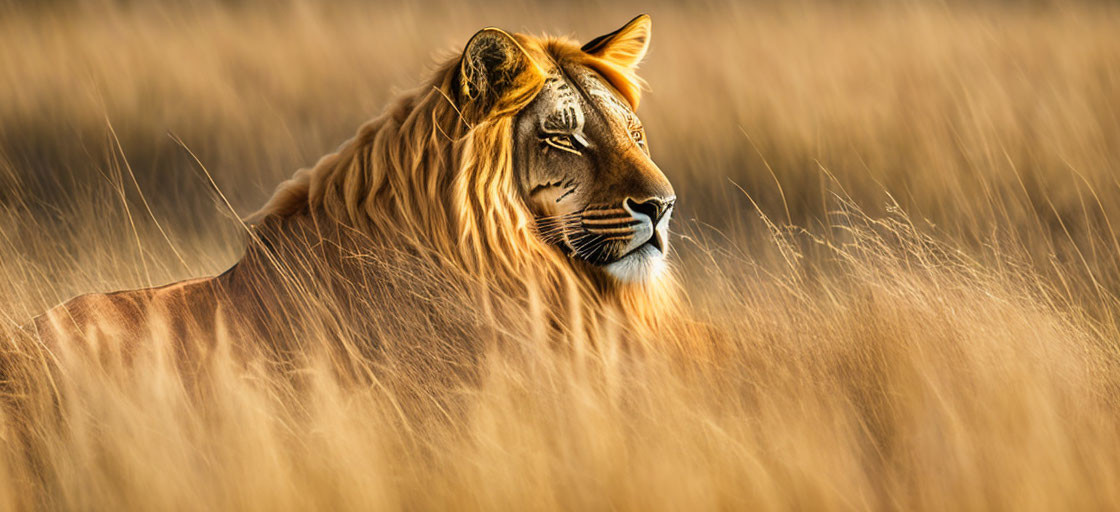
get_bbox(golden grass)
[3,1,1120,510]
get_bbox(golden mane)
[246,33,674,329]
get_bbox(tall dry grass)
[3,0,1120,510]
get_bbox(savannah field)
[3,0,1120,510]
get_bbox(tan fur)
[35,30,679,361]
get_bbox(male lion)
[34,15,678,359]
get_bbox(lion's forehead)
[538,68,639,134]
[574,71,639,128]
[540,76,583,133]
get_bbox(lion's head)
[250,15,676,303]
[458,15,674,284]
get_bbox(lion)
[33,15,679,361]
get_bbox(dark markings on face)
[540,77,583,134]
[536,76,588,157]
[528,176,578,200]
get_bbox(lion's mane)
[246,35,675,334]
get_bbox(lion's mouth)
[613,232,665,261]
[533,202,672,275]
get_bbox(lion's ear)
[581,14,652,70]
[458,28,541,123]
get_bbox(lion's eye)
[543,134,582,155]
[631,129,645,145]
[550,135,575,148]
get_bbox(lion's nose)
[624,196,675,225]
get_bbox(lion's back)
[33,278,226,364]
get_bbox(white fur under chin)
[603,244,667,283]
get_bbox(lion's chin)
[602,243,667,284]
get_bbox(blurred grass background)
[3,0,1120,510]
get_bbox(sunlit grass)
[2,1,1120,510]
